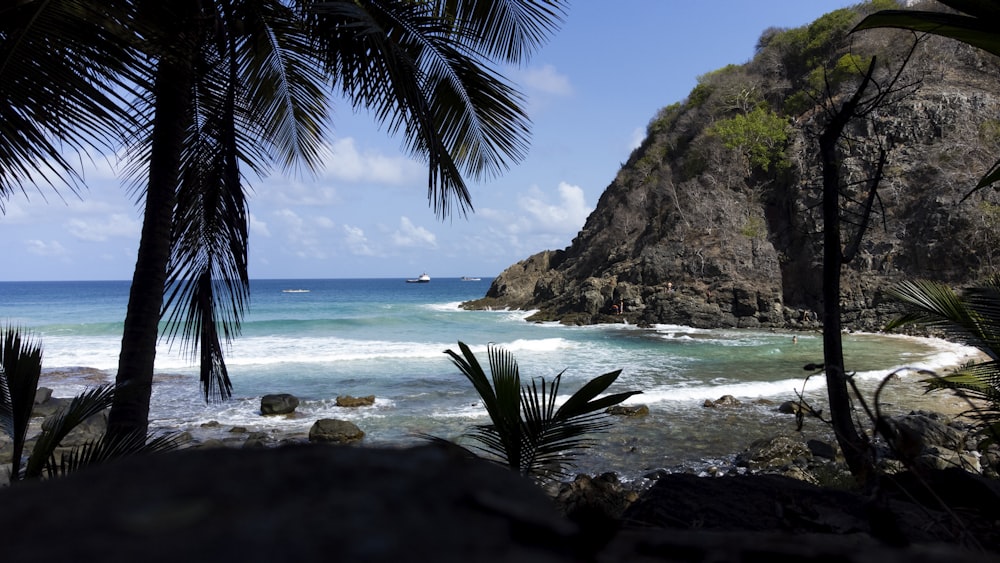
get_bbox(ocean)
[0,278,981,480]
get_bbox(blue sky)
[1,1,857,282]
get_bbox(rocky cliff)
[464,1,1000,331]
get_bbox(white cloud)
[248,137,425,210]
[1,199,30,223]
[257,181,341,207]
[249,213,271,237]
[321,138,423,185]
[516,64,573,97]
[25,239,67,257]
[471,182,592,260]
[65,213,140,242]
[518,182,591,233]
[343,224,378,256]
[314,216,335,229]
[391,216,437,248]
[271,208,338,259]
[274,208,305,231]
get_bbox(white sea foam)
[424,301,465,312]
[634,377,818,403]
[651,324,709,334]
[157,337,459,369]
[497,337,574,353]
[430,403,489,419]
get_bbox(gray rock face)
[464,29,1000,332]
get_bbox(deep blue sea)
[0,278,981,479]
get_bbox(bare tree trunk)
[817,65,878,485]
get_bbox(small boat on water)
[460,276,481,281]
[282,289,310,293]
[406,273,431,283]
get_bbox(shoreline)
[26,332,990,478]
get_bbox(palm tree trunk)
[107,58,191,438]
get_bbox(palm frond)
[46,430,183,479]
[306,0,563,218]
[162,272,240,402]
[923,360,1000,403]
[307,1,471,217]
[158,1,308,402]
[855,10,1000,57]
[884,279,999,356]
[0,0,145,202]
[556,369,638,418]
[888,278,1000,450]
[23,383,117,479]
[433,0,568,63]
[238,0,331,173]
[0,325,43,479]
[161,60,250,402]
[445,342,524,470]
[443,341,639,478]
[445,342,503,423]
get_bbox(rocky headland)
[464,2,1000,334]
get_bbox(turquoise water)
[0,278,980,479]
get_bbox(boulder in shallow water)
[336,394,375,408]
[606,404,649,417]
[704,395,741,408]
[261,393,299,415]
[309,419,364,444]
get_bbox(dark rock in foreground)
[1,444,999,561]
[0,445,579,562]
